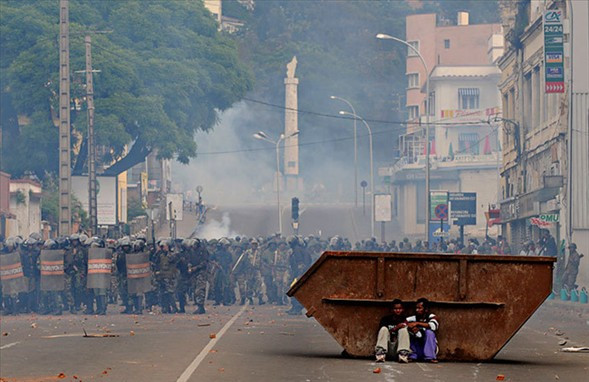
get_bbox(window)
[532,66,541,128]
[407,41,419,57]
[287,161,296,168]
[407,105,419,120]
[444,39,450,49]
[407,73,419,88]
[458,88,480,110]
[459,133,480,155]
[523,72,532,131]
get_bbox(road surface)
[1,300,588,382]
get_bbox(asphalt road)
[1,300,588,382]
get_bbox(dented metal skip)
[287,251,556,361]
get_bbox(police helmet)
[133,240,146,252]
[118,236,132,248]
[44,239,58,249]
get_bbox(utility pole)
[85,35,97,235]
[58,0,71,236]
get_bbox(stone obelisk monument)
[284,56,302,192]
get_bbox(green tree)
[0,0,253,178]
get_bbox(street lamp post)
[376,33,431,244]
[253,130,299,235]
[330,96,358,208]
[339,111,374,238]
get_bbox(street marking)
[0,341,20,350]
[416,362,431,372]
[42,333,84,338]
[176,304,248,382]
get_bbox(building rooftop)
[430,65,502,79]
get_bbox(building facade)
[8,179,42,237]
[382,12,504,240]
[498,0,588,286]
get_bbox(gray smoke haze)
[172,101,370,206]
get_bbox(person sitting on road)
[375,299,411,363]
[407,298,439,363]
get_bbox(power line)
[242,97,492,127]
[196,126,399,156]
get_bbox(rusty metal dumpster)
[287,251,555,361]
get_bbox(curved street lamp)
[377,32,431,244]
[330,95,359,207]
[339,111,374,238]
[253,130,299,234]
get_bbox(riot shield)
[0,252,27,295]
[87,248,112,289]
[126,252,152,294]
[40,249,65,291]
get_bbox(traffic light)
[291,197,299,221]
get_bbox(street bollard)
[580,288,588,304]
[570,289,579,302]
[560,288,570,301]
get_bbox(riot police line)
[0,233,338,316]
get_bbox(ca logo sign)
[545,11,562,23]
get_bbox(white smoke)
[172,102,277,205]
[194,212,241,239]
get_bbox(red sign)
[545,82,564,93]
[530,218,551,227]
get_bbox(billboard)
[374,194,392,222]
[449,192,477,226]
[543,9,565,93]
[166,193,183,221]
[71,175,117,225]
[430,191,449,222]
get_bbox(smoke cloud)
[192,212,241,239]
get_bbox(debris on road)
[197,323,211,327]
[558,340,567,346]
[209,333,216,339]
[561,347,589,352]
[554,330,564,336]
[496,374,505,381]
[130,331,135,336]
[31,323,37,329]
[82,328,119,338]
[2,332,8,336]
[373,367,381,374]
[58,373,66,379]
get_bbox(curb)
[542,300,589,314]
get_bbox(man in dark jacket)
[375,299,411,363]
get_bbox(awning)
[458,88,480,96]
[488,218,502,227]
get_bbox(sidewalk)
[542,299,589,314]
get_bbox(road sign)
[430,191,449,221]
[166,193,184,221]
[374,194,392,222]
[434,204,449,220]
[449,192,477,226]
[544,9,565,93]
[539,213,559,223]
[428,221,450,246]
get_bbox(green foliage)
[1,0,253,178]
[41,176,88,229]
[127,196,147,221]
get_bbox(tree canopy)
[0,0,253,178]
